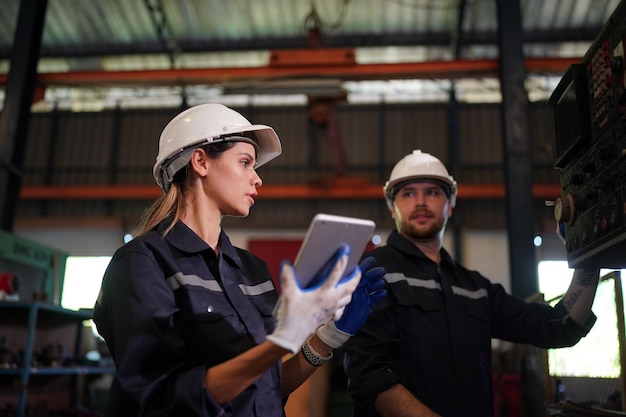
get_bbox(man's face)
[391,181,452,242]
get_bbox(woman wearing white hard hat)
[93,103,386,416]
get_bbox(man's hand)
[317,256,387,348]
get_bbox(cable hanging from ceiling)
[143,0,188,108]
[303,0,350,48]
[303,0,351,32]
[143,0,181,69]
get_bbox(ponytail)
[135,141,236,237]
[135,182,186,237]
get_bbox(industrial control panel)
[549,0,626,268]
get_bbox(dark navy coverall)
[94,219,283,417]
[343,230,596,417]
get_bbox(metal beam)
[449,1,467,262]
[0,0,47,231]
[0,28,603,59]
[450,0,468,59]
[496,0,538,299]
[0,57,579,91]
[18,183,562,201]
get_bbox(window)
[61,256,111,311]
[538,261,623,378]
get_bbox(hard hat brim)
[153,124,282,191]
[238,124,282,168]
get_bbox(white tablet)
[293,213,376,288]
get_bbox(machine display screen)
[549,64,592,168]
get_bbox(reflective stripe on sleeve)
[384,272,488,300]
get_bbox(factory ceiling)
[0,0,622,109]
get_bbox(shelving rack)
[0,231,114,416]
[0,302,115,416]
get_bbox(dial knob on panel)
[554,198,567,222]
[554,194,576,225]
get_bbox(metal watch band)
[301,339,333,367]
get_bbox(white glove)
[266,245,362,353]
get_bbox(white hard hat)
[153,103,282,192]
[383,149,457,209]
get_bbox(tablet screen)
[293,213,376,288]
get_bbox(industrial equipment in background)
[0,230,116,417]
[0,272,20,301]
[549,0,626,269]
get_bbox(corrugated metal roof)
[0,0,619,59]
[2,0,621,59]
[0,0,623,106]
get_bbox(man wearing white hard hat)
[93,103,386,416]
[342,149,600,417]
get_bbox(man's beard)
[398,213,445,241]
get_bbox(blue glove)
[268,244,361,353]
[305,244,354,290]
[316,256,387,348]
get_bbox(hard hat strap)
[160,146,198,193]
[158,135,260,192]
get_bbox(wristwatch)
[301,339,333,367]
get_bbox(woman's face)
[204,141,262,217]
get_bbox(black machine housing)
[549,0,626,268]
